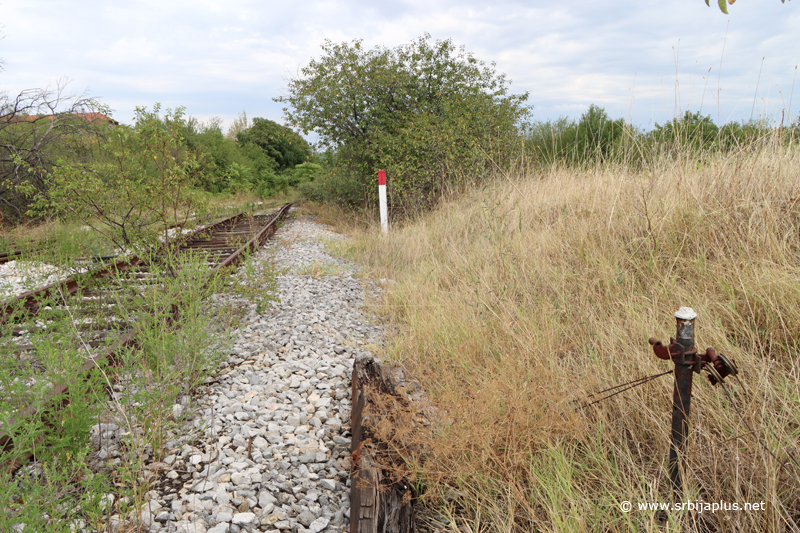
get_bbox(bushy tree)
[717,120,765,151]
[179,115,292,198]
[235,118,310,171]
[0,84,109,224]
[36,105,205,252]
[573,105,628,160]
[527,105,630,165]
[181,117,263,193]
[277,34,530,211]
[652,110,719,151]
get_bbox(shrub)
[0,85,110,224]
[35,104,205,252]
[289,162,321,187]
[235,118,310,171]
[279,33,531,212]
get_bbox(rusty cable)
[587,370,673,398]
[580,370,673,409]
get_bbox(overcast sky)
[1,0,798,134]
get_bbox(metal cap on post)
[675,307,697,351]
[378,170,388,234]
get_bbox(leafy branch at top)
[277,33,531,212]
[705,0,791,14]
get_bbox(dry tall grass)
[334,139,800,532]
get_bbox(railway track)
[0,242,46,265]
[0,203,292,469]
[0,250,20,264]
[1,209,285,323]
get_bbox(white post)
[378,170,388,234]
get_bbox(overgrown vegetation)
[4,27,800,533]
[526,105,799,169]
[0,85,111,225]
[281,34,798,219]
[1,90,314,230]
[34,104,206,253]
[183,113,314,199]
[331,131,800,532]
[279,34,531,213]
[0,239,278,531]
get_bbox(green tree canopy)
[526,105,630,165]
[235,118,310,171]
[277,33,531,211]
[653,110,719,149]
[573,105,627,160]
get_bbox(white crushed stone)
[0,260,78,299]
[90,210,386,533]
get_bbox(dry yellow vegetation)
[329,137,800,532]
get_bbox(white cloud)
[1,0,797,129]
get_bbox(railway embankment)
[94,211,385,533]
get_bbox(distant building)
[1,112,119,126]
[35,113,119,126]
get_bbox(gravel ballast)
[94,211,384,533]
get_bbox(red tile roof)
[3,113,119,125]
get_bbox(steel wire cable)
[579,370,674,409]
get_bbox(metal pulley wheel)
[717,353,738,377]
[706,363,723,385]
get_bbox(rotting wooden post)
[350,356,415,533]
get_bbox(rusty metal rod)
[669,307,698,496]
[670,363,693,494]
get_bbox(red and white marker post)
[378,170,388,234]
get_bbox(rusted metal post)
[669,307,698,495]
[649,308,739,498]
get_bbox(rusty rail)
[209,202,292,274]
[0,249,22,264]
[0,204,292,470]
[0,213,245,324]
[0,240,50,265]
